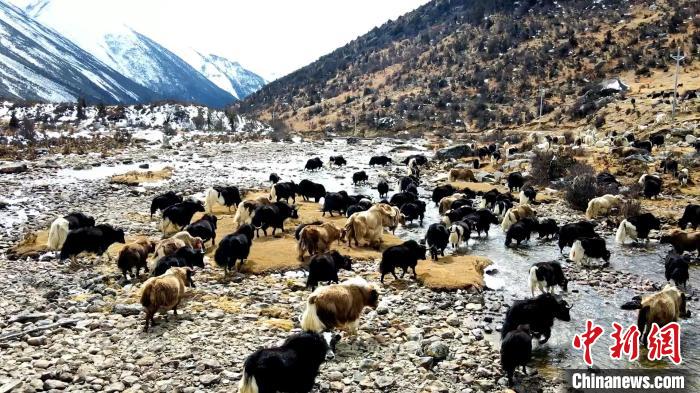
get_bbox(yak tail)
[344,218,356,247]
[204,188,223,214]
[237,371,259,393]
[448,173,455,182]
[637,306,650,336]
[300,295,325,332]
[297,230,309,259]
[140,281,154,309]
[615,219,633,244]
[47,217,69,250]
[528,266,538,297]
[270,185,277,202]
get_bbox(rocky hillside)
[237,0,700,136]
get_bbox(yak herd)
[40,136,700,390]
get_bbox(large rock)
[0,163,28,174]
[435,145,474,160]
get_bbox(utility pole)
[670,47,686,120]
[538,87,546,127]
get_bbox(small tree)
[76,97,87,120]
[18,119,36,142]
[9,112,19,129]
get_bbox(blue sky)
[10,0,429,80]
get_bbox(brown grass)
[415,255,492,291]
[8,230,49,259]
[109,166,174,186]
[196,190,404,275]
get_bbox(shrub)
[621,199,642,219]
[565,174,598,211]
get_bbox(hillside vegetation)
[236,0,700,136]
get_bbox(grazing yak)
[297,179,326,203]
[140,267,194,332]
[529,262,568,297]
[438,193,468,215]
[186,214,218,246]
[442,205,475,226]
[501,293,572,344]
[407,158,421,178]
[329,155,347,167]
[344,204,399,249]
[426,223,450,260]
[153,231,204,261]
[399,175,419,192]
[505,217,538,247]
[352,171,369,185]
[379,240,426,283]
[402,154,428,166]
[306,251,353,290]
[232,196,272,228]
[237,331,340,393]
[448,168,476,182]
[301,277,379,334]
[536,218,559,239]
[631,140,653,153]
[150,191,182,218]
[507,172,525,192]
[449,221,471,248]
[322,191,350,217]
[465,209,500,237]
[679,204,700,230]
[569,237,611,265]
[304,157,323,171]
[660,157,679,176]
[390,191,419,208]
[585,194,623,219]
[377,179,389,198]
[297,222,345,260]
[665,253,690,288]
[369,155,392,166]
[215,224,255,274]
[251,201,299,237]
[660,229,700,256]
[400,201,426,225]
[161,199,205,235]
[271,181,298,204]
[60,224,125,263]
[519,185,537,205]
[639,174,662,199]
[621,285,690,345]
[47,212,95,250]
[501,325,532,386]
[558,221,597,252]
[501,205,535,232]
[204,186,241,213]
[117,238,156,281]
[345,203,370,217]
[152,246,205,277]
[615,213,660,244]
[431,184,456,206]
[678,168,689,186]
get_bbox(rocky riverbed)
[0,136,697,392]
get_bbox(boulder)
[435,145,474,160]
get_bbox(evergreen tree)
[9,112,19,129]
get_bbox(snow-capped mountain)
[12,0,266,105]
[18,0,237,108]
[0,0,154,103]
[179,50,267,100]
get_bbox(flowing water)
[6,137,697,384]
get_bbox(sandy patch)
[109,166,173,186]
[450,181,506,193]
[194,190,404,275]
[415,255,492,291]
